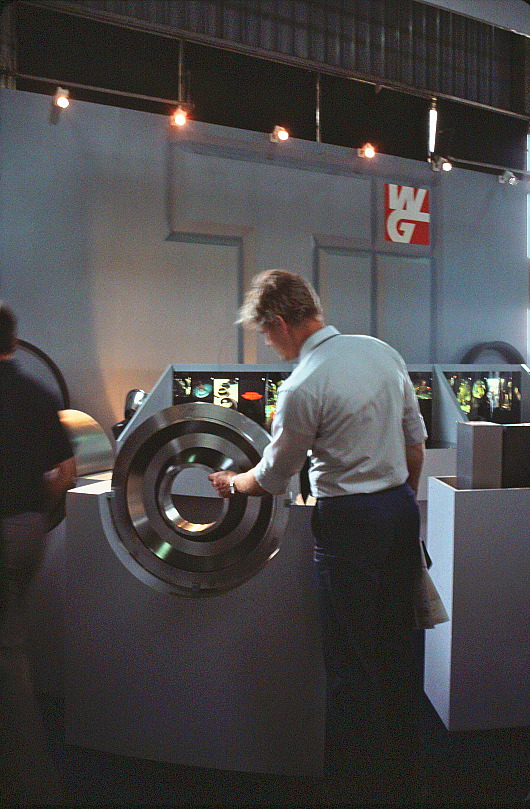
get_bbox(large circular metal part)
[109,403,289,597]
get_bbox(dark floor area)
[33,691,528,807]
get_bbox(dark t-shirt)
[0,360,73,516]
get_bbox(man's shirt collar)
[298,325,340,361]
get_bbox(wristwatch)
[229,477,238,495]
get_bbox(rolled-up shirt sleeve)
[254,388,315,494]
[254,427,312,494]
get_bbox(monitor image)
[445,371,522,424]
[173,371,290,431]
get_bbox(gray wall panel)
[376,255,432,363]
[317,248,372,336]
[0,87,527,436]
[437,169,528,363]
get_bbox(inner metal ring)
[109,403,289,596]
[158,462,229,535]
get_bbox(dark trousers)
[0,513,63,804]
[313,484,425,798]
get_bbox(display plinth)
[424,476,529,731]
[64,485,325,775]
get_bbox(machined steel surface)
[109,403,289,596]
[60,409,115,475]
[46,409,114,530]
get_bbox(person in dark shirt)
[0,301,76,804]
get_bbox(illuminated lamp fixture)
[269,125,289,143]
[54,87,70,108]
[431,155,452,172]
[428,98,437,156]
[498,170,519,185]
[171,105,189,126]
[357,142,376,158]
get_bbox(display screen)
[174,369,437,439]
[445,371,522,424]
[173,371,290,430]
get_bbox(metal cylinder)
[109,403,289,596]
[60,409,115,475]
[46,409,114,530]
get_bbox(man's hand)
[44,456,77,504]
[208,470,237,498]
[209,468,270,498]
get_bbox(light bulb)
[54,88,70,108]
[172,106,188,127]
[269,126,289,142]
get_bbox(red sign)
[385,184,430,245]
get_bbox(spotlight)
[431,155,452,172]
[171,105,189,127]
[269,125,289,143]
[54,87,70,108]
[357,142,376,158]
[498,170,519,185]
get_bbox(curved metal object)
[460,341,525,364]
[47,409,115,531]
[15,339,70,409]
[109,403,289,597]
[60,409,115,476]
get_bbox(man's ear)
[274,315,289,334]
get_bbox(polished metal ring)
[109,403,289,596]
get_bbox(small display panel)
[445,371,522,424]
[173,371,290,430]
[409,372,433,447]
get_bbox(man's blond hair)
[237,270,323,329]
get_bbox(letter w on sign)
[385,184,430,244]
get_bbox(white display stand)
[417,446,456,501]
[424,476,529,731]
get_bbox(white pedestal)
[417,446,456,501]
[424,476,529,730]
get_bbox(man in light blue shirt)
[252,327,426,498]
[210,270,428,802]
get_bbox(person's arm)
[210,385,314,499]
[209,468,268,498]
[44,456,77,504]
[405,441,425,496]
[209,426,312,499]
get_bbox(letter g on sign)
[385,184,430,245]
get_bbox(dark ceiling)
[11,2,529,171]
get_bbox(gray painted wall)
[1,88,527,436]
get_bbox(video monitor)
[444,370,522,424]
[408,371,433,447]
[173,371,290,431]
